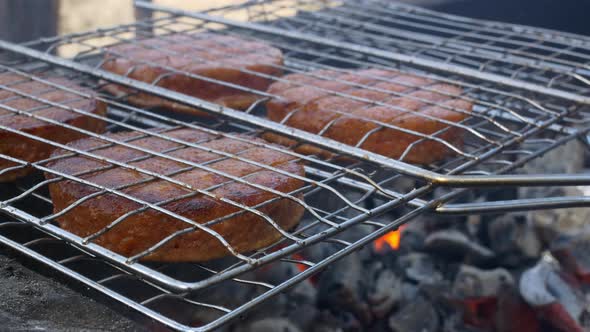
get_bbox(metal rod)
[434,196,590,214]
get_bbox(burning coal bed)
[201,142,590,332]
[145,139,590,332]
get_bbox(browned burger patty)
[101,33,283,116]
[45,128,305,262]
[0,73,106,182]
[265,69,473,164]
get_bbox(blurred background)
[1,0,589,47]
[0,1,242,43]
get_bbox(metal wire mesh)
[231,0,590,96]
[0,1,589,330]
[18,1,590,186]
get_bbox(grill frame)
[0,1,590,331]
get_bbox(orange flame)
[374,226,406,252]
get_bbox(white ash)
[424,229,495,263]
[233,317,302,332]
[519,139,585,176]
[520,255,589,324]
[397,253,442,285]
[388,296,439,332]
[487,213,542,265]
[452,265,514,299]
[366,262,402,319]
[528,186,590,242]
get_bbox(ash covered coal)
[226,179,590,332]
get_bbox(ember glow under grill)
[0,0,589,331]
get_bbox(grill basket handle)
[434,195,590,214]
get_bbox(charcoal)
[528,187,590,243]
[487,213,542,266]
[519,256,589,332]
[302,229,373,263]
[519,140,589,244]
[449,272,517,331]
[519,139,585,177]
[519,257,561,306]
[443,312,487,332]
[495,286,541,332]
[234,317,302,332]
[535,304,588,332]
[243,277,316,328]
[401,282,419,302]
[466,213,483,239]
[366,263,402,319]
[249,257,316,325]
[452,265,514,299]
[252,260,299,285]
[287,301,318,332]
[551,232,590,283]
[424,230,495,264]
[398,221,426,253]
[397,253,442,285]
[450,266,514,329]
[316,252,372,326]
[386,175,418,195]
[310,310,362,332]
[286,278,318,331]
[301,241,342,265]
[188,277,261,314]
[388,296,439,332]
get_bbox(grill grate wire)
[215,0,590,96]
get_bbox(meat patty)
[101,33,283,116]
[45,128,305,262]
[0,72,106,182]
[265,69,473,164]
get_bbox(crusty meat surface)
[0,72,106,182]
[101,33,283,116]
[265,68,473,164]
[45,128,305,262]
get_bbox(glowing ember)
[374,226,406,251]
[292,253,308,273]
[292,253,319,285]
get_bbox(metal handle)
[431,173,590,187]
[434,196,590,215]
[306,167,590,213]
